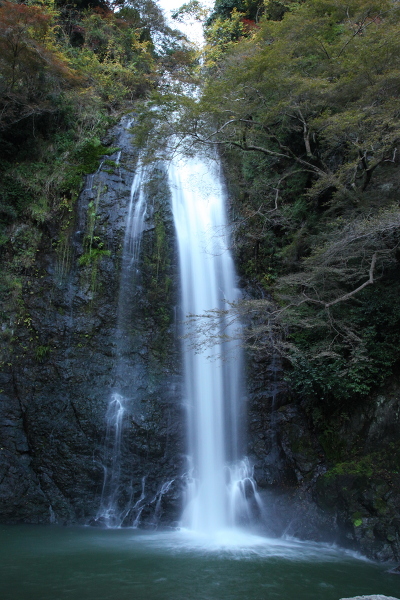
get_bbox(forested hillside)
[204,0,400,410]
[142,0,400,416]
[0,0,192,329]
[148,0,400,410]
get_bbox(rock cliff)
[0,116,185,526]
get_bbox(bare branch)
[325,252,377,307]
[189,117,328,177]
[315,37,331,60]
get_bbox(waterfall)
[96,159,148,527]
[169,151,262,534]
[93,126,262,531]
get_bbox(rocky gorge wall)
[1,114,400,564]
[0,116,185,527]
[246,349,400,562]
[220,152,400,562]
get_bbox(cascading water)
[96,158,148,527]
[169,151,262,534]
[94,116,262,531]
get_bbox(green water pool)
[1,525,399,600]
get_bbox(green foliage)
[78,243,111,295]
[144,209,172,317]
[263,0,299,21]
[284,273,400,407]
[35,345,51,363]
[172,1,208,22]
[75,140,114,174]
[0,0,79,130]
[78,187,111,294]
[207,0,263,24]
[0,0,190,302]
[0,169,34,225]
[78,248,111,267]
[207,0,247,22]
[183,0,400,414]
[62,140,118,191]
[132,0,400,420]
[323,443,400,481]
[200,0,400,199]
[204,10,245,67]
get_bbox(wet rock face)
[247,350,325,491]
[0,116,185,526]
[246,353,337,542]
[316,472,400,561]
[312,378,400,561]
[246,346,400,560]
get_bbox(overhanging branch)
[189,117,328,177]
[324,252,377,308]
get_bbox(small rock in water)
[340,596,400,600]
[388,565,400,575]
[87,517,108,528]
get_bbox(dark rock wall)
[0,116,185,526]
[246,348,400,561]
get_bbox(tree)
[172,1,209,22]
[196,0,400,200]
[0,1,79,130]
[206,0,264,24]
[137,0,400,408]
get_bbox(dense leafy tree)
[172,0,208,22]
[206,0,263,24]
[0,1,79,129]
[200,0,400,197]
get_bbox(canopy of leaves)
[0,1,79,130]
[0,0,196,312]
[172,1,209,22]
[206,0,264,24]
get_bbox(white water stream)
[96,136,262,533]
[169,152,262,534]
[97,159,148,527]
